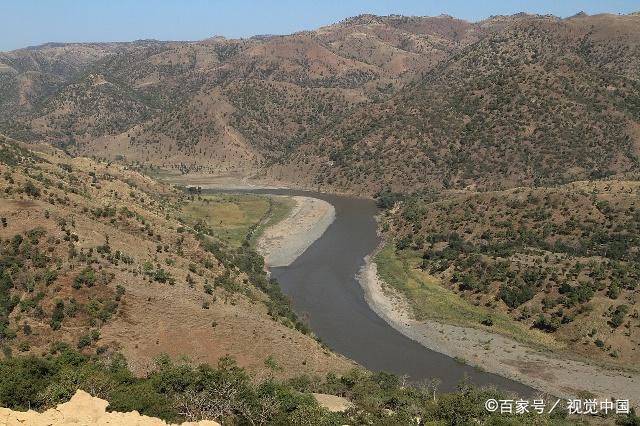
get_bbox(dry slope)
[0,136,352,378]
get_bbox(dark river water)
[215,188,535,395]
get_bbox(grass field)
[181,193,295,247]
[374,243,560,349]
[131,165,183,181]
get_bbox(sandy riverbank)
[256,196,335,267]
[357,254,639,404]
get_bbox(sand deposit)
[257,196,335,267]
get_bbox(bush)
[49,301,65,330]
[609,305,629,328]
[74,268,95,288]
[77,334,92,349]
[532,314,560,332]
[480,316,493,326]
[115,285,125,301]
[498,282,535,308]
[607,283,620,299]
[23,181,40,197]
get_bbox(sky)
[2,0,639,51]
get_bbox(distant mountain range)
[1,12,639,194]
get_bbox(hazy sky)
[2,0,639,51]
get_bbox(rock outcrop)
[0,390,221,426]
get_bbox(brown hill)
[0,41,165,115]
[382,180,640,367]
[0,15,505,177]
[286,13,640,194]
[0,13,639,195]
[0,136,351,378]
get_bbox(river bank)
[357,251,639,403]
[177,179,539,394]
[179,178,336,267]
[256,195,335,267]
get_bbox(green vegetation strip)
[0,347,600,425]
[374,243,560,349]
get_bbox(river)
[217,188,535,395]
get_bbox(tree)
[49,301,65,330]
[23,181,40,197]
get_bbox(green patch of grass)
[133,166,181,181]
[181,193,294,247]
[374,243,560,349]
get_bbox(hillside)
[0,136,352,378]
[289,13,640,194]
[0,14,510,181]
[1,13,637,195]
[380,180,640,367]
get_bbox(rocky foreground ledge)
[0,390,221,426]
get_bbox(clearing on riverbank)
[180,193,295,247]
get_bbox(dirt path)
[256,196,335,267]
[357,255,640,405]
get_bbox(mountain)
[0,15,501,178]
[283,13,640,194]
[0,13,639,195]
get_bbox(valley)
[1,7,640,425]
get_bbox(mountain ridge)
[1,12,639,195]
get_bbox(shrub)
[23,181,40,197]
[609,305,629,328]
[532,314,560,332]
[480,316,493,327]
[115,285,125,301]
[498,282,535,308]
[74,268,95,288]
[607,283,620,299]
[49,301,65,330]
[77,334,92,349]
